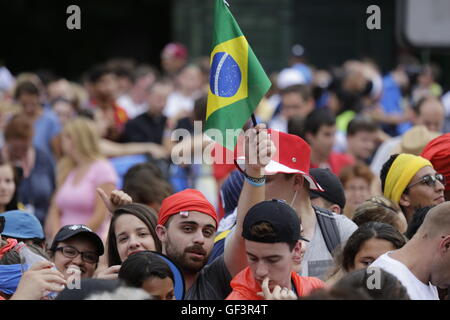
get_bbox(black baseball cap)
[309,168,346,209]
[50,224,104,256]
[242,199,309,243]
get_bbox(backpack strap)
[313,205,341,255]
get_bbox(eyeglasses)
[55,246,99,264]
[405,173,445,191]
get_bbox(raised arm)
[99,139,169,159]
[224,124,275,277]
[85,182,116,232]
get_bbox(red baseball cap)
[235,129,323,191]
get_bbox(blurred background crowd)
[0,0,450,240]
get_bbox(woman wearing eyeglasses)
[49,224,104,280]
[380,153,445,223]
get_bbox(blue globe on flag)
[209,52,241,97]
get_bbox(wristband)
[245,177,265,187]
[243,171,266,187]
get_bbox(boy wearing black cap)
[309,168,346,215]
[226,200,324,300]
[49,224,104,280]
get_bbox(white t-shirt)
[117,94,148,119]
[164,91,201,119]
[370,252,439,300]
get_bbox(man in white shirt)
[370,201,450,300]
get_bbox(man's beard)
[164,236,210,274]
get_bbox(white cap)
[277,68,306,89]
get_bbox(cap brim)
[299,236,310,242]
[52,230,104,256]
[235,157,324,191]
[309,191,321,199]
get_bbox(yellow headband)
[383,154,432,204]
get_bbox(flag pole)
[251,113,257,126]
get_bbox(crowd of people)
[1,42,450,300]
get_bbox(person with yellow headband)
[380,153,445,223]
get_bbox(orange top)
[226,266,325,300]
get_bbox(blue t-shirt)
[18,148,56,224]
[33,109,61,162]
[380,74,412,136]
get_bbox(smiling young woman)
[106,203,162,267]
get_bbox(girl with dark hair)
[341,222,407,272]
[107,203,162,267]
[119,251,175,300]
[326,222,406,285]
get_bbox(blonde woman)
[45,117,118,240]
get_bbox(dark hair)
[405,205,434,239]
[333,268,410,300]
[352,196,405,233]
[303,108,336,137]
[287,115,306,139]
[280,84,312,102]
[346,116,378,136]
[301,287,372,300]
[119,251,174,288]
[380,154,399,194]
[13,81,40,100]
[249,221,297,251]
[342,222,406,272]
[87,65,115,84]
[193,95,207,123]
[107,203,162,266]
[123,163,172,206]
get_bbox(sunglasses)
[55,246,99,264]
[405,173,445,191]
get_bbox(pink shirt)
[55,159,118,236]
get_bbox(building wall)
[172,0,396,74]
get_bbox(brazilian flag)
[205,0,271,151]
